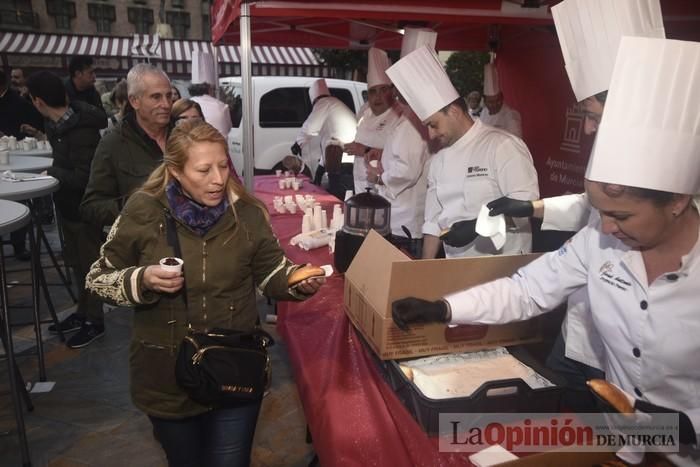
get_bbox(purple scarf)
[166,180,229,236]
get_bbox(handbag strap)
[164,211,191,327]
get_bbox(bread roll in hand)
[587,379,634,414]
[288,265,326,287]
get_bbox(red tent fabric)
[212,0,700,197]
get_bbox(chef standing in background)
[344,47,402,194]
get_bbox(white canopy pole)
[240,0,255,191]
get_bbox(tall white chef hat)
[191,50,217,85]
[483,62,500,96]
[309,79,330,103]
[386,45,459,122]
[400,27,438,58]
[367,47,392,89]
[586,37,700,195]
[552,0,664,102]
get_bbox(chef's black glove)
[441,219,478,247]
[392,298,449,331]
[290,142,302,156]
[635,400,697,445]
[487,196,534,218]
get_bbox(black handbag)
[164,212,274,406]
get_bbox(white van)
[220,76,367,175]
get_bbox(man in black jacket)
[1,71,45,260]
[64,55,104,111]
[27,71,108,349]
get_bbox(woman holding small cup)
[86,121,325,466]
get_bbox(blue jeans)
[149,400,262,467]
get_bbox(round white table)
[9,148,53,158]
[0,199,30,235]
[0,199,32,466]
[0,173,59,201]
[0,155,53,173]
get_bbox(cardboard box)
[344,231,543,360]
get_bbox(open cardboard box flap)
[346,230,540,319]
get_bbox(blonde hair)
[140,120,268,222]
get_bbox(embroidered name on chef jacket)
[467,166,489,178]
[597,260,632,291]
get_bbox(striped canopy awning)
[0,32,322,77]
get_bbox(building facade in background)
[1,0,212,40]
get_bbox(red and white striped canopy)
[0,32,320,66]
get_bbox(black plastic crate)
[383,346,566,435]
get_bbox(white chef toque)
[586,37,700,195]
[386,45,459,122]
[191,50,217,86]
[400,27,437,58]
[367,47,392,89]
[552,0,664,102]
[483,62,500,97]
[309,79,330,104]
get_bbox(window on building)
[171,0,184,8]
[201,0,210,40]
[88,3,115,34]
[259,88,312,128]
[0,0,37,28]
[45,0,75,30]
[165,10,189,39]
[128,7,153,34]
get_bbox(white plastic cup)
[159,257,184,273]
[278,179,285,190]
[275,169,282,177]
[321,209,328,229]
[292,180,300,191]
[7,137,17,150]
[302,214,312,233]
[0,151,9,165]
[21,139,32,151]
[286,203,297,214]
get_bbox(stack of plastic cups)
[313,205,323,232]
[301,214,312,233]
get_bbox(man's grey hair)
[126,63,170,98]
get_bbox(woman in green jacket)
[86,121,324,466]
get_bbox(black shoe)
[66,321,105,349]
[67,322,105,349]
[49,313,85,334]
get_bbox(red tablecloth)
[256,176,474,466]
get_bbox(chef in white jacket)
[295,78,357,198]
[362,31,436,256]
[189,51,233,139]
[394,37,700,466]
[486,0,666,410]
[386,46,539,259]
[480,63,523,138]
[345,48,402,194]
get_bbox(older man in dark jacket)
[26,71,107,349]
[80,63,172,228]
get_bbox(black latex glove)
[487,197,534,218]
[635,400,697,445]
[440,219,478,247]
[290,142,302,156]
[392,297,449,331]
